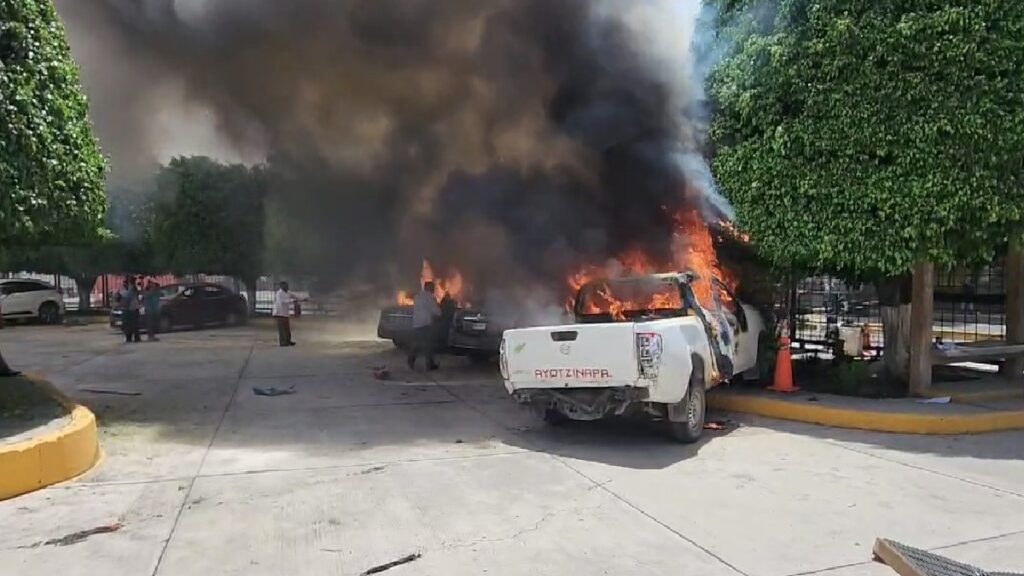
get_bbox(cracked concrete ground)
[2,320,1024,576]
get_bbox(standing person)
[408,281,441,371]
[122,276,142,343]
[273,281,303,347]
[143,279,162,342]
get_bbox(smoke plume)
[56,0,726,308]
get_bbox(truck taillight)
[499,339,509,379]
[635,332,663,379]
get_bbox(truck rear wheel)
[668,368,706,443]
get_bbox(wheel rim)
[688,389,703,431]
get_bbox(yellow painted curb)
[920,387,1024,403]
[708,393,1024,435]
[0,375,99,501]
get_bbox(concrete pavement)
[2,321,1024,575]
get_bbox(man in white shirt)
[408,281,441,371]
[273,281,302,347]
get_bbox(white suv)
[0,279,65,324]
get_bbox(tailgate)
[503,323,639,387]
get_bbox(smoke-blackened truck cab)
[499,272,766,443]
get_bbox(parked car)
[376,304,510,361]
[500,272,766,443]
[110,283,248,332]
[0,279,65,324]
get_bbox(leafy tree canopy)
[0,0,106,246]
[151,156,267,282]
[708,0,1024,278]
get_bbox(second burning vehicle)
[499,272,766,443]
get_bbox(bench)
[932,340,1024,365]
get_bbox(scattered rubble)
[252,386,296,397]
[361,552,422,575]
[79,388,142,397]
[23,523,123,548]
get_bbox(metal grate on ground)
[873,538,1023,576]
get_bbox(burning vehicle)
[500,272,766,443]
[498,210,767,443]
[377,261,509,361]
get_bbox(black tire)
[668,368,706,443]
[541,408,569,426]
[38,302,61,325]
[160,315,173,333]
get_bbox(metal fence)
[782,262,1007,351]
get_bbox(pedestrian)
[273,281,304,347]
[143,279,162,341]
[408,281,441,371]
[121,276,142,343]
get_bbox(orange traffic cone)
[767,335,799,392]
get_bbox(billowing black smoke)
[57,0,725,307]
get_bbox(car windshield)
[576,277,686,321]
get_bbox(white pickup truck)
[499,272,766,442]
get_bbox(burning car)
[377,302,510,361]
[377,261,508,361]
[499,272,766,443]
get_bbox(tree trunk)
[909,261,935,395]
[876,275,912,383]
[1001,239,1024,382]
[74,275,98,313]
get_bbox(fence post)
[787,274,798,343]
[909,261,935,395]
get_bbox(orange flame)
[565,207,737,318]
[396,260,470,306]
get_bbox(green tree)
[1,0,106,374]
[0,241,149,312]
[708,0,1024,381]
[151,157,267,310]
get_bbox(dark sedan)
[377,304,509,362]
[111,283,248,332]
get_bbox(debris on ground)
[454,438,464,444]
[872,537,1023,575]
[807,396,820,402]
[918,396,951,404]
[79,388,142,397]
[362,553,422,575]
[372,366,390,380]
[24,523,123,548]
[703,420,730,431]
[252,386,296,397]
[359,465,387,475]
